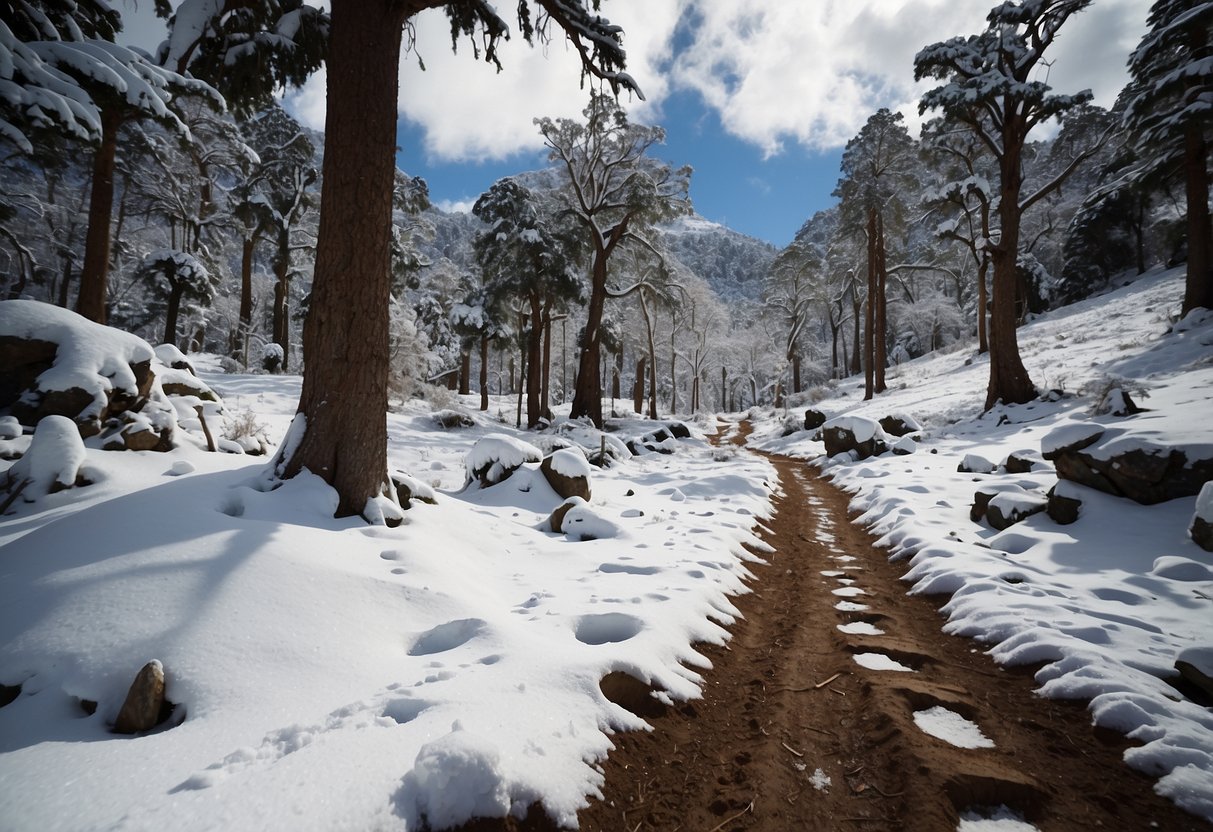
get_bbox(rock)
[804,408,827,431]
[0,415,22,440]
[549,497,582,533]
[1175,647,1213,702]
[879,412,920,437]
[971,489,999,523]
[392,471,437,510]
[822,416,889,460]
[1003,449,1044,474]
[540,449,592,501]
[666,421,691,439]
[113,660,167,734]
[465,434,542,488]
[432,409,474,429]
[3,414,87,498]
[957,454,997,474]
[891,436,917,456]
[160,372,218,403]
[1046,483,1083,525]
[154,344,195,375]
[986,491,1048,531]
[1191,483,1213,553]
[1043,423,1213,505]
[1095,387,1144,417]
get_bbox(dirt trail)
[576,423,1209,832]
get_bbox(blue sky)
[117,0,1140,250]
[393,89,844,247]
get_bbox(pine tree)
[1124,0,1213,313]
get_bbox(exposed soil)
[573,422,1211,832]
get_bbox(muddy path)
[575,424,1208,832]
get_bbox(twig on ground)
[814,672,843,689]
[706,799,754,832]
[781,741,804,757]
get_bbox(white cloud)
[435,197,476,214]
[283,0,1149,159]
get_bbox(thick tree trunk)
[986,132,1037,410]
[791,353,801,395]
[77,109,123,324]
[164,283,183,347]
[479,334,489,411]
[272,248,290,372]
[851,296,862,376]
[281,0,406,517]
[1182,124,1212,314]
[570,246,609,425]
[459,349,470,396]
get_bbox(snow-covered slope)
[749,265,1213,821]
[657,212,777,301]
[0,370,775,830]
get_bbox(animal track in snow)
[408,619,485,656]
[574,612,643,645]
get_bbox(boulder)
[958,453,997,474]
[3,415,87,499]
[1175,647,1213,703]
[822,416,888,460]
[1003,449,1044,474]
[879,412,921,437]
[465,434,542,488]
[540,449,592,501]
[986,491,1048,531]
[549,497,581,533]
[113,660,168,734]
[1047,482,1083,525]
[1043,423,1213,505]
[666,421,691,439]
[804,408,827,431]
[891,436,918,456]
[1191,483,1213,553]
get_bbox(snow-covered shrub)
[222,409,270,454]
[261,342,284,373]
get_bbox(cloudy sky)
[283,2,1144,245]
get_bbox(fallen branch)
[0,477,31,515]
[814,672,843,689]
[707,799,754,832]
[781,740,804,758]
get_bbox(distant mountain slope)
[657,214,777,301]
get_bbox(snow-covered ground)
[1,264,1210,830]
[0,372,775,830]
[750,265,1213,821]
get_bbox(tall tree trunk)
[1182,123,1212,314]
[77,108,123,324]
[851,294,862,376]
[459,349,470,395]
[281,0,406,517]
[526,296,542,428]
[977,254,989,355]
[792,353,801,395]
[570,245,609,425]
[541,309,553,419]
[986,130,1037,409]
[874,211,888,394]
[863,208,877,401]
[164,283,183,347]
[238,235,255,361]
[479,334,489,411]
[611,348,621,401]
[633,356,645,414]
[669,311,677,415]
[58,257,73,309]
[272,254,290,372]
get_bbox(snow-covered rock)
[957,453,996,474]
[540,449,592,501]
[822,416,889,460]
[2,414,87,499]
[465,434,542,488]
[1190,482,1213,552]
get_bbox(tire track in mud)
[575,425,1208,832]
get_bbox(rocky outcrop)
[1042,423,1213,505]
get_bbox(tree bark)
[272,246,290,372]
[986,123,1037,409]
[526,295,543,428]
[280,0,406,517]
[633,356,645,414]
[238,235,255,361]
[863,208,876,401]
[459,349,471,395]
[164,283,183,347]
[1182,123,1212,314]
[541,308,553,420]
[977,254,989,355]
[720,365,727,412]
[874,211,887,394]
[77,108,123,324]
[479,334,489,411]
[570,244,609,425]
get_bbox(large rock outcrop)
[822,416,889,460]
[1042,423,1213,505]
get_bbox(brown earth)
[457,422,1211,832]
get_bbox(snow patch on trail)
[912,706,995,749]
